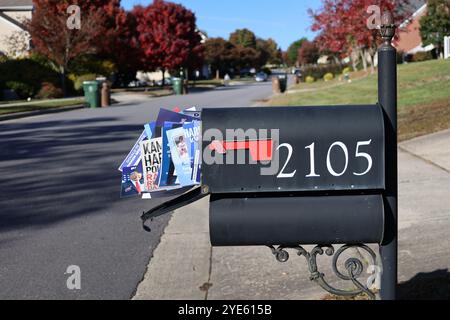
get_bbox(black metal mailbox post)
[142,12,398,300]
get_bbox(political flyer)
[144,121,156,141]
[140,137,163,191]
[181,107,201,119]
[119,107,203,200]
[183,121,202,184]
[156,108,197,127]
[166,127,193,186]
[158,122,183,187]
[120,164,145,198]
[118,130,147,172]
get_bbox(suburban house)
[396,0,434,56]
[0,0,33,56]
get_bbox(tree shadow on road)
[398,269,450,300]
[0,117,158,233]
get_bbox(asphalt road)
[0,80,274,299]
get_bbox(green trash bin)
[82,81,100,108]
[172,77,183,95]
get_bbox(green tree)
[229,28,257,48]
[256,38,282,66]
[286,38,307,66]
[420,0,450,58]
[204,37,235,78]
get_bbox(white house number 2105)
[276,140,373,179]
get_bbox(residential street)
[1,0,447,305]
[0,81,274,299]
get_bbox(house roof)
[396,0,429,54]
[0,0,32,31]
[0,0,33,9]
[399,0,427,28]
[398,0,427,17]
[410,0,427,11]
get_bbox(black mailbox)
[202,105,386,246]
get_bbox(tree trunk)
[351,53,358,72]
[183,67,189,94]
[60,65,67,97]
[437,43,443,59]
[369,53,375,74]
[360,49,368,72]
[215,69,220,80]
[333,55,340,65]
[161,69,165,87]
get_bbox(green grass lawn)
[268,59,450,141]
[0,98,84,116]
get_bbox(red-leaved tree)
[101,6,141,86]
[133,0,204,85]
[298,40,320,65]
[310,0,412,72]
[28,1,113,94]
[28,1,140,93]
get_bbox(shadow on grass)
[398,269,450,300]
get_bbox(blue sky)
[122,0,322,50]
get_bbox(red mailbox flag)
[209,140,273,162]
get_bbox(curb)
[0,104,85,122]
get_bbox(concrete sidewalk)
[133,129,450,300]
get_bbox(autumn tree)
[420,0,450,58]
[285,38,307,66]
[310,0,412,72]
[229,29,257,48]
[204,37,235,79]
[106,9,141,86]
[298,40,320,65]
[229,46,261,73]
[256,38,283,66]
[133,0,204,86]
[229,29,281,70]
[27,1,111,94]
[310,0,349,64]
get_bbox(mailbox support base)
[268,244,378,300]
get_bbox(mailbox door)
[202,105,385,194]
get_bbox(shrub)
[69,73,97,92]
[261,67,272,75]
[342,67,352,75]
[5,81,34,99]
[397,50,405,64]
[412,51,434,62]
[305,76,315,83]
[0,58,69,97]
[301,64,347,82]
[69,55,117,78]
[323,73,334,81]
[36,82,63,99]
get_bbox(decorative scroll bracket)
[268,244,378,300]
